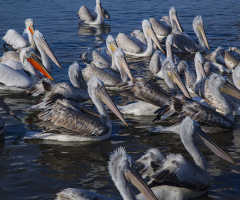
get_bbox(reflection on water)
[0,0,240,199]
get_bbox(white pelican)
[24,76,127,141]
[171,15,210,53]
[56,147,158,200]
[0,47,53,91]
[2,18,35,50]
[26,62,89,110]
[78,0,110,25]
[150,7,184,41]
[0,97,20,136]
[136,116,236,200]
[116,20,165,57]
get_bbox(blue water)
[0,0,240,199]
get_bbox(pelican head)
[106,35,118,55]
[193,15,210,50]
[25,18,34,35]
[162,59,191,98]
[87,76,127,126]
[33,30,62,69]
[142,20,165,54]
[20,47,53,80]
[109,147,158,200]
[194,52,207,79]
[209,73,240,100]
[169,7,184,32]
[181,116,237,165]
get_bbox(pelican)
[2,18,35,50]
[136,116,236,200]
[24,76,127,141]
[0,97,20,136]
[171,15,209,53]
[206,47,240,72]
[82,47,131,89]
[0,47,53,91]
[78,0,110,25]
[56,147,158,200]
[26,62,89,110]
[116,20,165,57]
[0,51,20,63]
[150,7,184,41]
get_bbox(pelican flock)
[0,1,240,200]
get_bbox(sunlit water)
[0,0,240,199]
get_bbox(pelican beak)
[118,56,135,82]
[167,69,191,98]
[109,42,118,53]
[195,127,237,165]
[196,62,207,78]
[146,27,165,54]
[0,98,20,121]
[197,25,210,50]
[172,13,184,32]
[28,24,34,35]
[97,87,128,126]
[97,2,104,21]
[221,81,240,99]
[125,167,158,200]
[27,53,54,81]
[38,38,62,69]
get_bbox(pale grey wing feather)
[149,154,211,191]
[0,63,32,88]
[38,99,109,136]
[0,51,20,62]
[78,6,95,21]
[172,32,200,52]
[116,33,142,53]
[92,50,111,67]
[150,18,170,37]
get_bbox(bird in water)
[56,147,158,200]
[116,19,165,57]
[24,76,127,141]
[78,0,110,25]
[171,15,210,53]
[136,116,236,200]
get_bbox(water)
[0,0,240,199]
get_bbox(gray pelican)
[206,47,240,73]
[26,62,89,110]
[0,98,20,136]
[171,15,209,53]
[117,58,191,115]
[82,47,131,89]
[2,18,35,50]
[78,0,110,25]
[0,47,53,91]
[136,116,236,200]
[24,76,127,141]
[150,7,183,41]
[116,20,165,57]
[56,147,158,200]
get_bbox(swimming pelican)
[116,20,165,57]
[150,7,184,41]
[0,97,20,135]
[26,62,89,110]
[0,47,53,91]
[171,15,209,53]
[2,18,35,50]
[136,116,236,200]
[56,147,158,200]
[78,0,110,25]
[24,76,127,141]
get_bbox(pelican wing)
[2,29,29,49]
[150,18,170,37]
[172,32,200,52]
[149,154,211,191]
[0,63,32,89]
[116,33,143,53]
[0,51,20,62]
[38,99,109,136]
[78,6,95,21]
